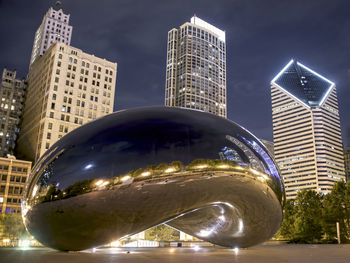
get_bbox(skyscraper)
[17,43,117,162]
[271,59,345,199]
[0,69,26,157]
[30,5,72,66]
[0,156,31,214]
[165,16,227,118]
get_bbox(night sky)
[0,0,349,146]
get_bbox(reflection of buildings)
[260,139,274,158]
[17,43,117,162]
[0,156,31,214]
[271,60,345,199]
[165,16,227,118]
[30,5,72,66]
[344,147,350,181]
[0,69,26,157]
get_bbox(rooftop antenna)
[54,1,62,10]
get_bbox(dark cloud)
[0,0,350,146]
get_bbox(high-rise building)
[165,16,227,118]
[0,69,26,157]
[30,5,72,66]
[17,43,117,162]
[0,156,31,214]
[271,59,345,199]
[344,147,350,181]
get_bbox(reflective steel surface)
[22,106,284,251]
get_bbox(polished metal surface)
[22,106,284,251]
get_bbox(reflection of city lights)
[235,166,244,170]
[217,164,229,169]
[192,245,201,251]
[95,180,104,186]
[84,163,94,170]
[141,171,151,177]
[238,219,244,233]
[196,165,208,169]
[218,215,226,222]
[169,248,176,253]
[197,229,213,237]
[32,185,38,198]
[102,181,109,187]
[110,240,120,247]
[2,239,10,243]
[234,247,239,255]
[165,167,175,173]
[121,175,131,182]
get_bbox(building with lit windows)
[165,16,227,118]
[30,4,72,66]
[0,69,26,157]
[271,59,345,199]
[344,147,350,181]
[0,156,31,214]
[17,43,117,162]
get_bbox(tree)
[322,181,350,242]
[275,199,296,240]
[293,190,323,243]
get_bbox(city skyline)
[0,0,349,146]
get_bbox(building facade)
[30,6,72,66]
[344,147,350,181]
[0,156,31,214]
[165,16,227,118]
[17,43,117,162]
[271,59,345,199]
[0,69,26,157]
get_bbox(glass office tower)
[271,59,345,199]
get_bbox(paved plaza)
[0,244,350,263]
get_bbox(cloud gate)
[22,106,284,251]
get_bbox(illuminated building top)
[190,16,225,42]
[271,59,334,108]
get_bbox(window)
[48,123,53,129]
[47,133,51,139]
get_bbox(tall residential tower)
[0,69,26,157]
[271,59,345,199]
[165,16,227,118]
[30,5,72,66]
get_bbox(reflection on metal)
[22,106,284,251]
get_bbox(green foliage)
[275,199,296,240]
[277,182,350,243]
[322,181,350,242]
[0,213,29,241]
[293,190,323,243]
[145,224,180,241]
